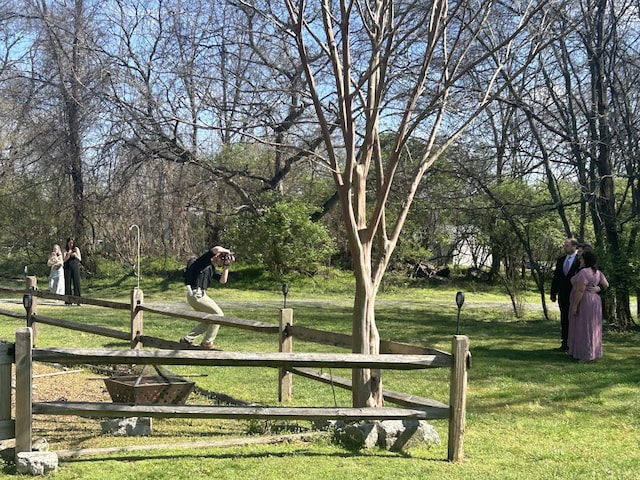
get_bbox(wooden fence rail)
[13,327,469,462]
[6,277,449,358]
[1,280,470,461]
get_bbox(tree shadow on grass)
[467,342,640,416]
[470,345,573,364]
[58,446,447,464]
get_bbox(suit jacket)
[550,254,580,301]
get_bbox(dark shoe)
[200,342,215,349]
[554,346,569,352]
[179,337,193,345]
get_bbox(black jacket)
[185,251,222,290]
[550,254,580,301]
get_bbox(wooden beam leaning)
[31,315,129,341]
[140,305,280,334]
[0,309,24,320]
[23,289,130,310]
[53,433,324,460]
[286,325,451,359]
[288,367,450,414]
[379,339,450,357]
[32,402,435,421]
[0,286,23,294]
[31,349,450,370]
[287,325,352,349]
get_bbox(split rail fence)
[0,277,470,462]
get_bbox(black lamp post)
[455,291,465,335]
[282,283,289,308]
[22,293,32,312]
[23,265,32,313]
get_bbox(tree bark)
[351,273,382,408]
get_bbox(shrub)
[229,201,336,277]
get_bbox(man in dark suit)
[550,238,580,351]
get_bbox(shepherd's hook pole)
[129,224,140,289]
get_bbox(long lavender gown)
[568,268,607,361]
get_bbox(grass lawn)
[0,275,638,479]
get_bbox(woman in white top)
[47,244,65,295]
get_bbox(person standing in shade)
[47,244,65,295]
[63,237,82,305]
[568,250,609,363]
[550,237,580,351]
[180,245,235,349]
[577,243,607,295]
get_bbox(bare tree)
[502,0,639,329]
[250,0,553,407]
[100,0,328,231]
[26,0,106,242]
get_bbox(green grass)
[0,274,638,479]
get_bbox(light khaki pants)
[183,287,223,344]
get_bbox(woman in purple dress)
[568,250,609,363]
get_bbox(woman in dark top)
[63,237,82,305]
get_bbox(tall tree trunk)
[590,0,633,329]
[67,98,85,240]
[351,271,382,407]
[345,169,383,408]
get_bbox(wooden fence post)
[24,276,38,345]
[130,288,144,349]
[278,308,293,402]
[448,335,469,462]
[15,327,33,457]
[0,342,14,440]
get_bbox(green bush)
[228,200,336,277]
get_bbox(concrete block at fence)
[101,417,152,436]
[377,420,440,452]
[312,419,345,431]
[16,451,58,476]
[32,438,49,452]
[340,422,379,450]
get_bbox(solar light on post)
[282,283,289,308]
[455,291,465,335]
[22,293,32,314]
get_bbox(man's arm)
[210,246,234,284]
[219,265,230,284]
[191,251,215,273]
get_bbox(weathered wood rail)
[13,327,469,462]
[1,279,470,462]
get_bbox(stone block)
[16,451,58,476]
[312,419,345,431]
[32,438,49,452]
[378,420,440,452]
[101,417,152,436]
[341,421,379,449]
